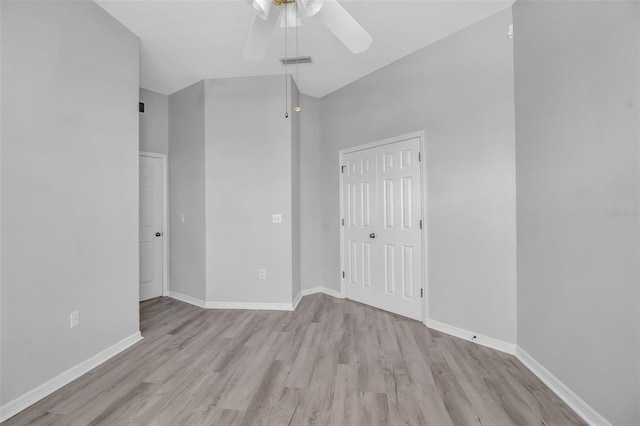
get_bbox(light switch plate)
[70,311,79,328]
[272,214,282,224]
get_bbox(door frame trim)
[338,131,427,323]
[139,151,169,297]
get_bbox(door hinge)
[342,271,345,278]
[420,288,423,298]
[341,165,345,174]
[341,218,344,226]
[419,219,423,229]
[418,152,422,162]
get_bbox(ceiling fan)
[243,0,373,61]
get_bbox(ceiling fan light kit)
[244,0,370,118]
[279,4,303,28]
[273,0,297,6]
[243,0,372,61]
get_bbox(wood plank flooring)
[3,294,585,425]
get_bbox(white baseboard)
[292,291,303,310]
[515,347,611,426]
[169,291,294,311]
[301,286,344,299]
[169,291,293,311]
[168,288,343,312]
[0,331,143,423]
[167,290,206,308]
[205,301,294,311]
[425,318,516,354]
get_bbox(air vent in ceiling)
[280,56,313,66]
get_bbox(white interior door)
[139,155,164,301]
[342,137,423,321]
[343,149,379,308]
[376,138,423,320]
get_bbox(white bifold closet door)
[342,137,423,321]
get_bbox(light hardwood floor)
[3,294,585,425]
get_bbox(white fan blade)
[247,0,272,20]
[298,0,324,18]
[243,9,280,61]
[316,0,372,54]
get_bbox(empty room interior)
[1,0,639,425]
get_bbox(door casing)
[140,151,169,298]
[339,131,428,324]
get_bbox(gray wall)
[299,95,323,291]
[139,88,169,155]
[315,8,518,343]
[168,81,206,300]
[0,0,4,402]
[204,76,295,304]
[0,0,139,404]
[513,2,640,424]
[291,81,301,300]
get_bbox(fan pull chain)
[284,3,289,119]
[294,0,301,113]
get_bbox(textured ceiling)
[96,0,514,97]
